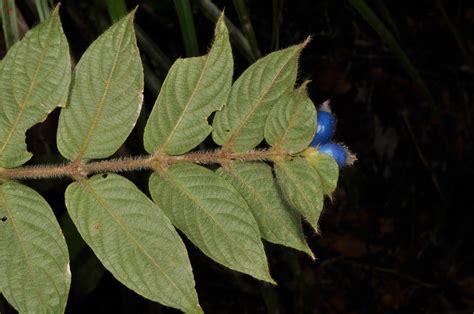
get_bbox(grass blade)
[373,0,399,39]
[271,0,283,50]
[232,0,260,58]
[194,0,256,62]
[174,0,199,56]
[105,0,127,22]
[348,0,434,104]
[1,0,20,49]
[35,0,50,21]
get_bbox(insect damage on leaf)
[0,8,355,314]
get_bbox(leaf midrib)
[157,28,229,154]
[161,169,258,271]
[277,161,315,220]
[273,95,300,150]
[156,54,211,154]
[0,20,54,162]
[77,178,196,310]
[227,166,299,241]
[223,47,300,150]
[0,187,48,311]
[73,18,130,161]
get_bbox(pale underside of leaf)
[149,163,275,284]
[312,152,339,196]
[0,181,70,313]
[217,162,314,258]
[65,174,201,313]
[57,11,144,161]
[264,85,316,153]
[275,158,324,232]
[212,42,305,152]
[144,15,233,155]
[0,12,71,168]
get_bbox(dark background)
[1,0,473,313]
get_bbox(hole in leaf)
[1,216,7,222]
[102,173,108,179]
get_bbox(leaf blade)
[0,11,71,168]
[65,174,201,313]
[143,15,233,155]
[57,11,144,161]
[0,181,71,313]
[217,162,313,258]
[264,84,316,153]
[212,41,306,152]
[149,163,274,283]
[309,151,339,196]
[274,158,323,232]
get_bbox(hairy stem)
[0,148,286,181]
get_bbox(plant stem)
[0,149,285,181]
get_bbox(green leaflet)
[150,163,275,284]
[57,11,144,161]
[65,174,201,313]
[308,151,339,196]
[0,181,70,313]
[217,162,314,258]
[264,83,316,153]
[143,15,233,155]
[274,158,323,232]
[0,11,71,168]
[212,40,306,152]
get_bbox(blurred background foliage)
[1,0,473,313]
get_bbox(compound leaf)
[217,162,313,258]
[0,181,70,313]
[57,11,143,161]
[0,10,71,168]
[264,83,316,153]
[274,158,323,232]
[212,40,307,152]
[65,174,201,313]
[144,15,233,155]
[150,163,274,284]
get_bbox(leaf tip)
[268,277,278,286]
[131,5,140,14]
[299,35,312,50]
[218,9,226,19]
[297,80,311,94]
[127,6,140,21]
[52,3,61,15]
[214,11,228,36]
[194,303,204,314]
[261,268,277,286]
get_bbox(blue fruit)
[310,110,336,146]
[317,142,349,167]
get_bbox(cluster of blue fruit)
[308,101,354,168]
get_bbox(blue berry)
[317,142,350,167]
[310,106,336,147]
